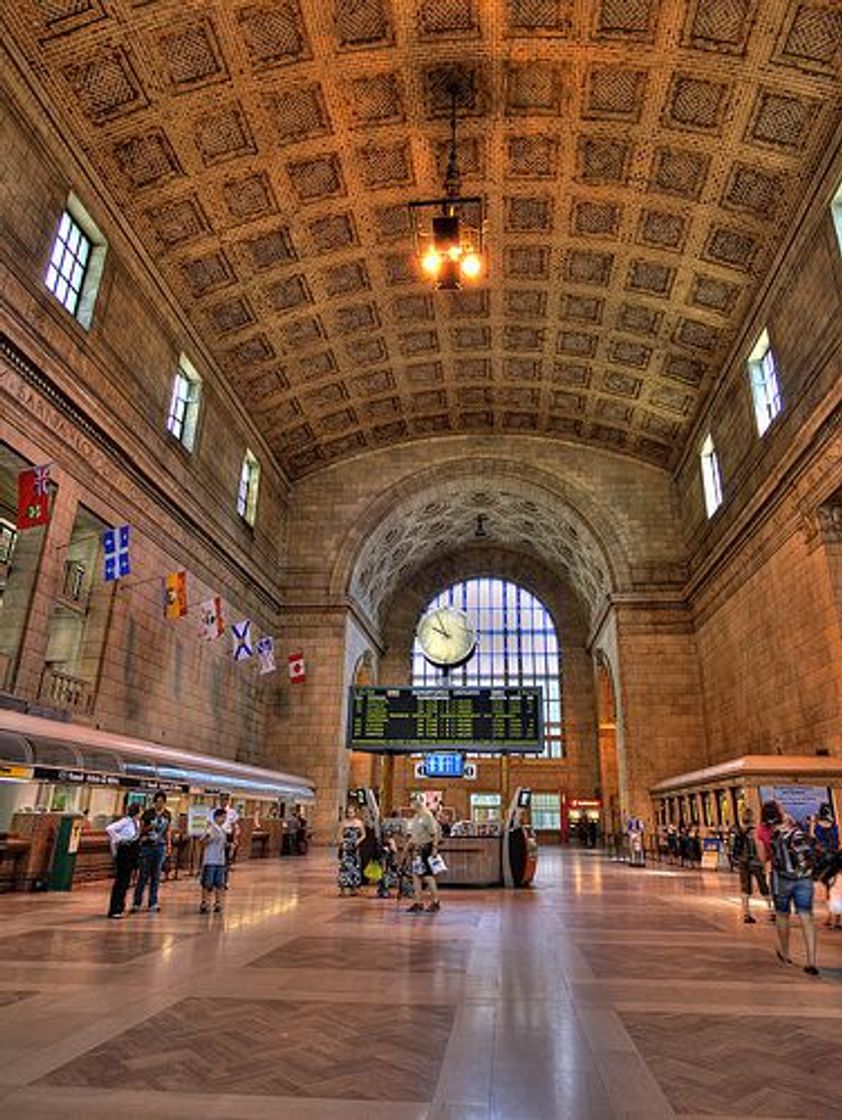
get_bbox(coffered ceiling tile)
[351,368,396,396]
[308,212,359,254]
[323,260,371,298]
[264,274,312,314]
[504,357,543,381]
[504,61,565,115]
[447,290,490,317]
[565,249,614,286]
[425,63,487,117]
[113,130,182,190]
[347,336,389,366]
[451,326,491,350]
[348,72,405,126]
[357,142,415,188]
[454,357,492,380]
[505,245,551,279]
[417,0,480,37]
[721,163,784,218]
[616,303,663,336]
[775,4,842,74]
[181,250,237,297]
[556,330,598,358]
[664,353,706,386]
[649,147,710,199]
[570,199,622,238]
[593,0,660,42]
[334,0,395,50]
[145,196,208,248]
[286,154,346,202]
[600,369,643,398]
[505,290,547,318]
[607,338,652,369]
[577,135,632,184]
[506,134,559,178]
[221,172,278,224]
[242,227,298,272]
[744,88,822,151]
[702,225,759,271]
[681,0,757,55]
[264,84,331,145]
[507,0,573,34]
[688,274,741,315]
[236,3,312,71]
[194,102,257,165]
[583,66,647,121]
[627,259,676,297]
[62,47,148,123]
[636,208,688,252]
[159,18,229,91]
[551,362,591,387]
[504,196,554,232]
[208,296,256,335]
[673,317,720,352]
[648,382,694,414]
[662,74,731,133]
[560,294,604,323]
[398,330,440,356]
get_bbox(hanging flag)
[288,650,306,684]
[162,571,188,620]
[198,596,225,641]
[232,619,253,662]
[256,635,276,675]
[17,465,51,530]
[103,525,131,582]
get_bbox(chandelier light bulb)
[460,252,482,279]
[421,249,442,275]
[447,244,462,261]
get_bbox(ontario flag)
[198,596,224,641]
[288,650,306,684]
[162,571,188,620]
[17,464,51,529]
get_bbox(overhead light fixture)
[408,74,485,291]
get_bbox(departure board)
[347,686,544,752]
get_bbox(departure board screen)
[347,686,544,753]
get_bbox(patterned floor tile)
[38,996,455,1101]
[0,928,191,964]
[248,935,471,973]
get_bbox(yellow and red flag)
[162,571,188,620]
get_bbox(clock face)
[417,606,477,668]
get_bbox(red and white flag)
[288,650,306,684]
[17,464,51,529]
[198,596,225,641]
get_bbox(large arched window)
[411,577,563,758]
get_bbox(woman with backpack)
[733,809,773,924]
[766,802,819,976]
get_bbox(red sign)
[288,651,306,684]
[17,465,51,529]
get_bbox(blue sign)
[423,752,464,779]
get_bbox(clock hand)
[433,624,451,639]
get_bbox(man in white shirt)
[213,792,241,886]
[105,802,141,919]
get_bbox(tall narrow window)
[832,180,842,255]
[747,328,782,436]
[237,449,260,526]
[166,356,202,451]
[412,577,563,758]
[44,194,107,329]
[700,433,723,518]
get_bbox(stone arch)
[330,456,634,629]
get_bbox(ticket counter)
[651,755,842,835]
[437,833,502,886]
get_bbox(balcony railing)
[39,667,93,713]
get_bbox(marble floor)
[0,848,840,1120]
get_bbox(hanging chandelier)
[408,75,485,291]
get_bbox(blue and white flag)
[256,635,276,675]
[232,619,253,662]
[103,524,131,582]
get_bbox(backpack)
[732,828,759,866]
[771,825,814,880]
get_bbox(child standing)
[200,808,228,914]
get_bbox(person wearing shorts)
[769,804,819,976]
[406,795,441,914]
[735,809,772,924]
[200,808,228,914]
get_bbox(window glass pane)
[411,576,563,757]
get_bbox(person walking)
[336,804,364,896]
[105,802,141,919]
[733,809,772,924]
[810,805,840,929]
[132,791,172,913]
[406,794,441,914]
[768,802,819,976]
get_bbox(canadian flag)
[288,650,306,684]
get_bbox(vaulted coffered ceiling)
[4,1,841,478]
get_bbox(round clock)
[416,606,477,669]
